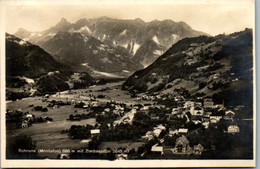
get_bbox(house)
[83,104,89,109]
[80,139,92,145]
[173,135,191,153]
[142,131,154,140]
[210,115,222,123]
[234,105,245,110]
[155,124,166,131]
[151,144,164,155]
[193,144,204,155]
[202,121,210,129]
[224,110,235,120]
[192,106,204,116]
[21,120,29,128]
[213,104,225,109]
[90,129,100,138]
[60,153,70,159]
[116,153,128,160]
[152,124,166,137]
[227,125,240,134]
[169,129,178,136]
[204,98,214,108]
[153,129,162,137]
[178,128,188,135]
[44,94,50,98]
[190,43,198,47]
[91,101,100,107]
[183,101,195,109]
[141,106,150,111]
[151,116,160,120]
[26,114,34,120]
[195,102,202,107]
[73,115,81,121]
[172,107,181,115]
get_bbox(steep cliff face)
[41,31,141,75]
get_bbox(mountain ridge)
[14,17,209,71]
[122,28,253,106]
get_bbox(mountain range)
[14,17,208,75]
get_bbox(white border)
[0,0,256,168]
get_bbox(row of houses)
[142,124,166,140]
[171,97,239,133]
[151,135,204,155]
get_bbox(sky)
[4,0,254,36]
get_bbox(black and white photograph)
[0,0,256,167]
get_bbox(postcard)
[1,0,255,167]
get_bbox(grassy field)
[6,96,96,158]
[6,81,153,159]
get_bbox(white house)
[178,128,188,135]
[224,110,235,120]
[151,144,164,155]
[90,129,100,135]
[227,125,240,134]
[210,115,222,123]
[192,106,204,116]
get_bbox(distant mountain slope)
[14,17,209,68]
[6,33,67,78]
[6,33,95,98]
[41,31,141,75]
[122,29,253,106]
[133,39,167,67]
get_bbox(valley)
[5,18,254,160]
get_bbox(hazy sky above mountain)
[5,0,254,36]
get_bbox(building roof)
[194,106,203,110]
[151,145,163,152]
[178,128,188,133]
[91,129,100,134]
[176,135,189,145]
[225,110,235,115]
[228,125,239,128]
[194,144,204,151]
[204,98,213,101]
[80,139,92,144]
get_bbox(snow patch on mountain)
[171,34,180,43]
[48,33,56,37]
[119,29,127,36]
[81,63,88,66]
[102,34,107,41]
[18,40,27,45]
[93,70,121,78]
[133,43,140,55]
[152,36,160,44]
[121,43,128,49]
[101,57,113,63]
[98,46,106,51]
[153,50,163,55]
[78,26,92,34]
[122,70,130,73]
[93,50,98,54]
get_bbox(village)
[6,81,252,160]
